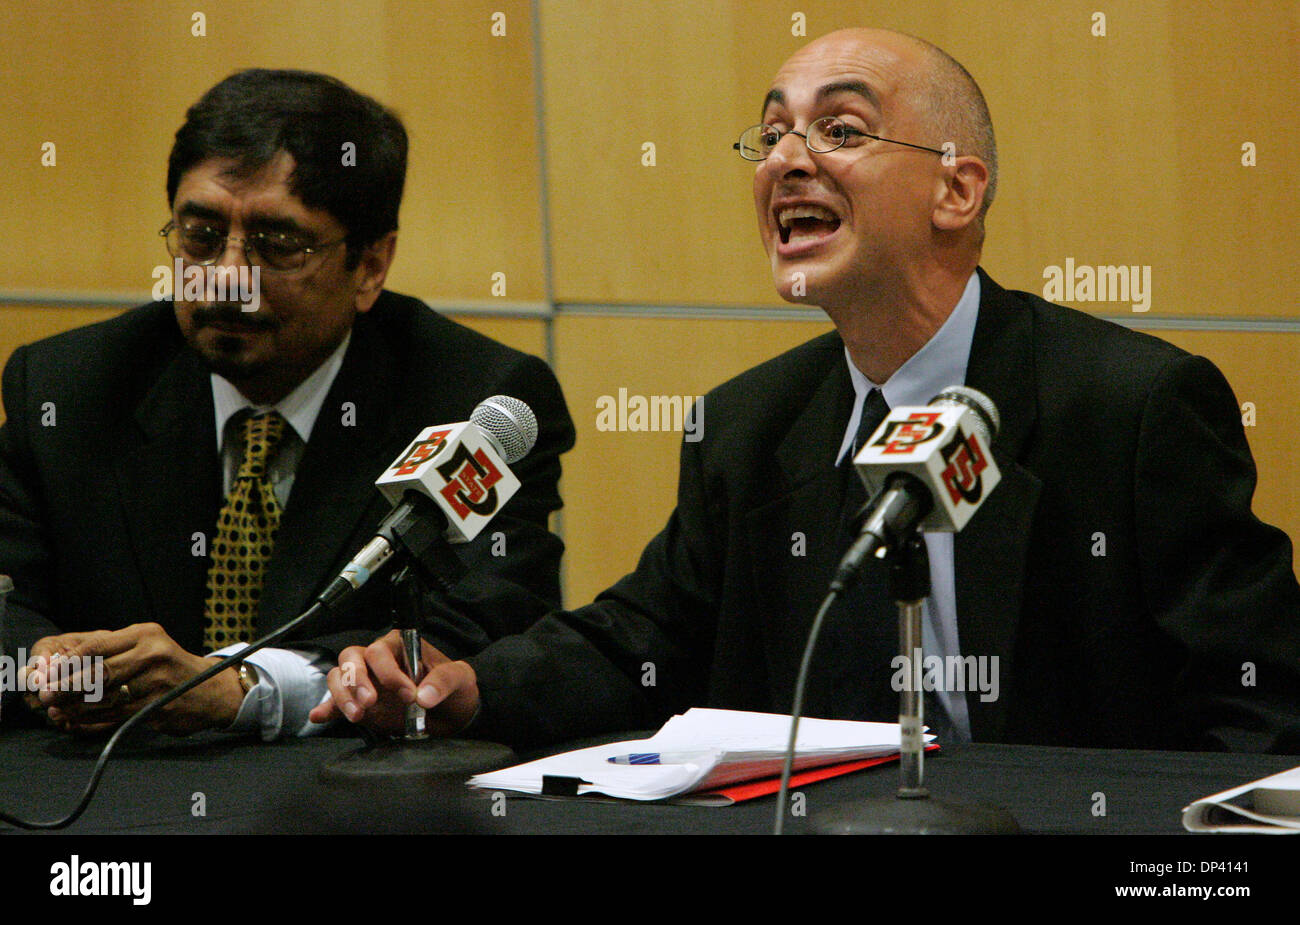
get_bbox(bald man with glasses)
[319,30,1300,754]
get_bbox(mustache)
[189,304,277,330]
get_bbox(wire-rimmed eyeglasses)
[160,220,348,273]
[734,117,948,161]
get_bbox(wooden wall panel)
[554,314,833,604]
[0,0,544,301]
[539,0,1298,319]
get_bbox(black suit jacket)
[0,291,575,714]
[467,270,1300,752]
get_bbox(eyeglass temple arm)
[865,133,948,156]
[733,131,946,158]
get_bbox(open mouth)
[776,204,841,246]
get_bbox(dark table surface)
[1,726,1294,836]
[5,727,1294,914]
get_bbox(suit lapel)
[256,318,405,629]
[115,348,221,653]
[957,270,1042,741]
[764,339,855,640]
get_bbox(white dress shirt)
[207,333,350,740]
[835,272,981,741]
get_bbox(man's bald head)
[901,33,998,216]
[754,28,997,324]
[790,29,998,218]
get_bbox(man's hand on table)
[20,623,246,735]
[309,629,480,736]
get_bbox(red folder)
[697,744,942,805]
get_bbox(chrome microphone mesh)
[470,396,538,464]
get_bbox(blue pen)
[607,751,714,765]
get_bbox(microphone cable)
[772,583,844,834]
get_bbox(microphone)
[321,395,539,759]
[831,385,1001,590]
[317,396,537,607]
[777,386,1016,836]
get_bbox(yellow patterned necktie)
[203,411,288,651]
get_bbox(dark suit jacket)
[467,270,1300,752]
[0,290,575,718]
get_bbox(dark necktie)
[203,411,287,651]
[841,388,890,536]
[852,388,891,460]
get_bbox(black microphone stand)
[812,534,1019,834]
[319,537,517,784]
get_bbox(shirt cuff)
[211,644,334,741]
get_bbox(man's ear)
[932,156,989,233]
[353,232,398,313]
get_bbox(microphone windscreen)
[471,396,537,464]
[931,386,1000,445]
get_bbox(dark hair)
[167,69,407,267]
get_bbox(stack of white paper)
[468,707,929,802]
[1183,766,1300,833]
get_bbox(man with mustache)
[317,29,1300,752]
[0,70,575,738]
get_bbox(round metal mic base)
[811,792,1020,835]
[319,737,517,785]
